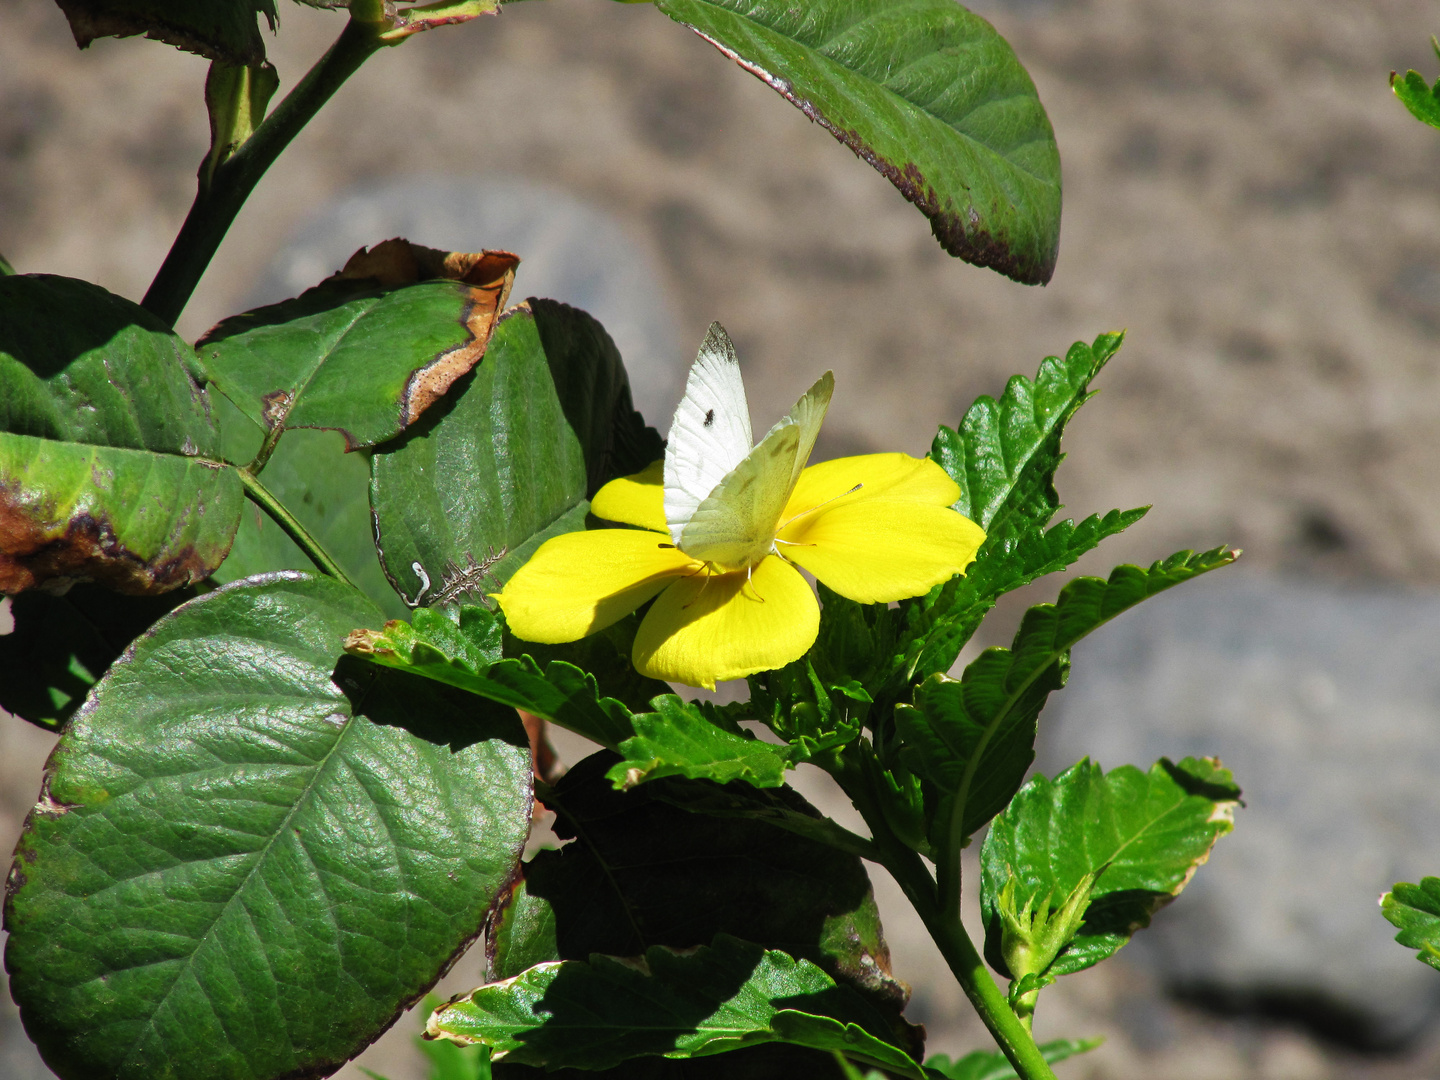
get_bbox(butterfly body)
[664,322,834,572]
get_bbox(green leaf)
[213,398,408,619]
[980,757,1241,980]
[52,0,277,64]
[0,584,194,731]
[196,258,515,451]
[0,275,243,595]
[431,936,924,1076]
[346,606,638,747]
[1382,877,1440,971]
[897,547,1237,846]
[609,695,796,789]
[925,1037,1101,1080]
[505,613,672,713]
[494,751,907,1010]
[651,0,1061,284]
[1393,41,1440,130]
[491,1045,853,1080]
[4,573,534,1080]
[371,299,661,604]
[895,507,1149,687]
[932,333,1123,546]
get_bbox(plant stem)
[142,17,388,326]
[237,468,356,588]
[838,759,1059,1080]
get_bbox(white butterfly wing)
[679,371,834,570]
[663,323,754,544]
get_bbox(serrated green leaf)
[1393,48,1440,130]
[197,262,515,450]
[3,572,534,1080]
[896,507,1149,686]
[925,1037,1102,1080]
[897,547,1237,847]
[212,392,407,616]
[0,275,243,595]
[931,333,1123,546]
[495,751,905,1009]
[346,606,637,747]
[651,0,1061,284]
[980,757,1241,981]
[0,584,194,730]
[431,936,923,1076]
[504,612,673,713]
[371,299,661,604]
[1382,877,1440,971]
[610,696,795,789]
[52,0,277,64]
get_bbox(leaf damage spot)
[335,239,521,429]
[0,486,213,595]
[261,390,293,429]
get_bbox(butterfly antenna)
[778,482,863,531]
[740,563,766,603]
[680,564,718,610]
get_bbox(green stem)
[237,468,356,588]
[142,17,389,326]
[836,756,1059,1080]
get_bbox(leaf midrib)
[107,642,377,1074]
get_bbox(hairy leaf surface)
[931,333,1123,546]
[1382,877,1440,971]
[980,758,1240,978]
[4,573,533,1080]
[653,0,1061,283]
[431,936,924,1075]
[896,548,1237,845]
[0,275,241,594]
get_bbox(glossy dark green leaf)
[505,612,672,713]
[980,758,1240,979]
[4,573,534,1080]
[492,751,906,1010]
[491,1044,851,1080]
[931,333,1123,547]
[346,606,637,747]
[0,274,242,595]
[925,1037,1101,1080]
[0,584,194,731]
[51,0,277,64]
[652,0,1061,283]
[1382,877,1440,971]
[197,263,515,451]
[371,299,661,605]
[212,394,407,618]
[431,936,923,1075]
[896,548,1237,847]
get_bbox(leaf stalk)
[236,468,357,589]
[836,750,1060,1080]
[142,17,390,326]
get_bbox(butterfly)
[663,322,834,572]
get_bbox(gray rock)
[247,175,687,428]
[1038,570,1440,1047]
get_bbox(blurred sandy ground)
[7,0,1440,1076]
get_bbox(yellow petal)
[779,499,985,605]
[591,460,665,530]
[782,453,961,525]
[497,527,698,643]
[633,555,819,690]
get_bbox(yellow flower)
[496,453,985,690]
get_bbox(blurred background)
[6,0,1440,1076]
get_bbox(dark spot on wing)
[704,409,715,427]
